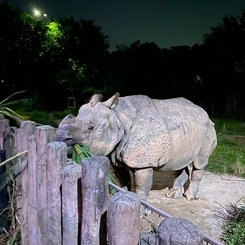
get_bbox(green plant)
[218,202,245,245]
[72,144,121,193]
[222,222,245,245]
[0,91,25,123]
[0,151,27,245]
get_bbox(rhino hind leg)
[184,151,211,200]
[184,126,217,200]
[166,168,189,199]
[184,168,204,200]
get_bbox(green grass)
[207,119,245,178]
[218,203,245,245]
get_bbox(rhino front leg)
[133,168,153,201]
[184,168,204,200]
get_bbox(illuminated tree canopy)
[43,21,64,52]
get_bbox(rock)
[158,217,203,245]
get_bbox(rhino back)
[113,96,215,169]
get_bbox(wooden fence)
[0,118,224,245]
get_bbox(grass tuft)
[218,202,245,245]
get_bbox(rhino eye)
[88,125,94,131]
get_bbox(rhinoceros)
[55,93,217,201]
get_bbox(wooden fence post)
[157,217,203,245]
[27,134,40,245]
[81,156,109,245]
[19,121,36,245]
[0,117,9,150]
[62,164,82,245]
[35,125,56,244]
[0,150,7,233]
[4,126,23,233]
[0,118,9,233]
[47,141,67,245]
[108,191,141,245]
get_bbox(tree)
[58,17,110,103]
[202,9,245,119]
[43,21,64,53]
[0,3,110,109]
[104,41,168,97]
[0,2,25,96]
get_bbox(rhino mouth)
[64,137,77,147]
[62,138,76,156]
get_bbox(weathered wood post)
[157,217,203,245]
[0,117,9,233]
[81,156,109,245]
[3,125,22,226]
[47,142,67,245]
[0,149,8,233]
[62,164,82,245]
[108,191,141,245]
[0,116,9,150]
[35,125,56,244]
[27,134,40,245]
[18,121,36,245]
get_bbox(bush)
[218,203,245,245]
[222,222,245,245]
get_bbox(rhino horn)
[89,94,103,107]
[102,92,120,109]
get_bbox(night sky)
[7,0,245,49]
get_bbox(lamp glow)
[33,8,41,17]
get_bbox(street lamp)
[32,7,47,19]
[33,8,41,17]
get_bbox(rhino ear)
[102,92,120,109]
[89,94,103,107]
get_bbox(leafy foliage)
[222,222,245,245]
[43,21,64,51]
[72,144,121,192]
[72,144,94,162]
[0,2,110,110]
[218,203,245,245]
[0,91,25,123]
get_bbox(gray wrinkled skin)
[55,93,217,201]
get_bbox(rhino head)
[55,93,124,156]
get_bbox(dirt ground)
[141,170,245,242]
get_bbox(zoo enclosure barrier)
[0,119,225,245]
